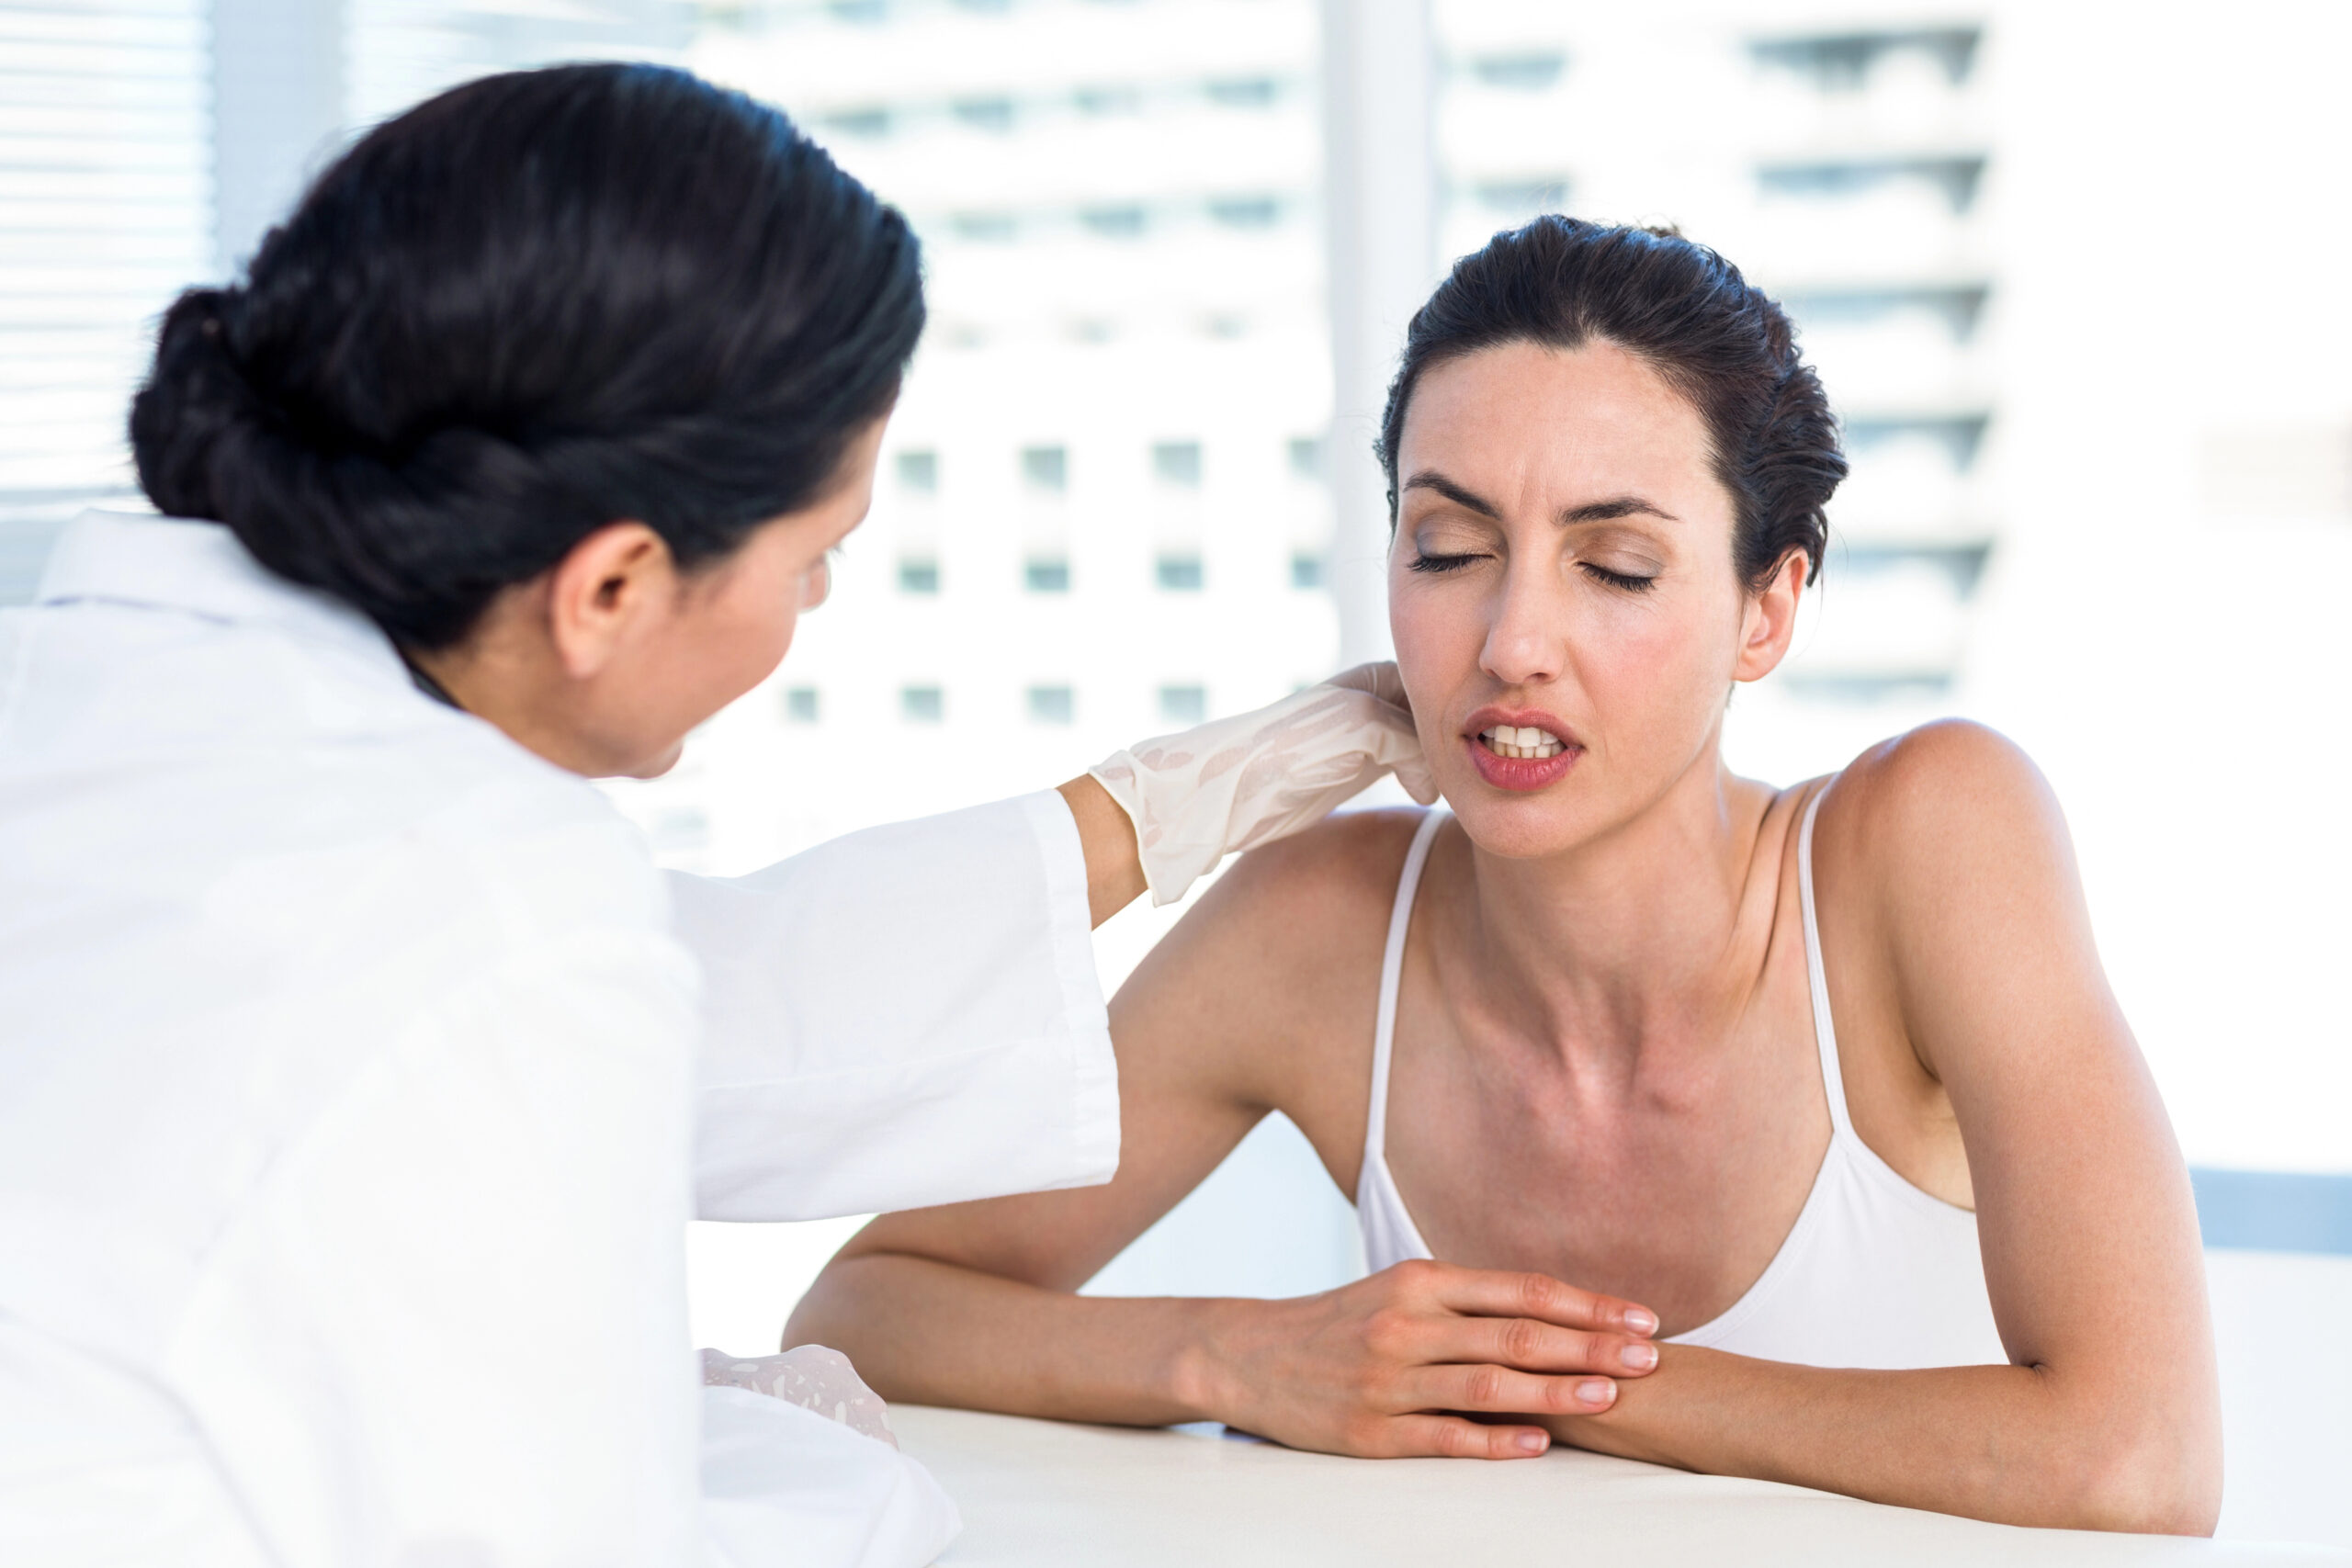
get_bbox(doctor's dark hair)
[1376,217,1844,592]
[130,62,923,649]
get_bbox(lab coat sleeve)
[673,791,1120,1222]
[164,931,707,1568]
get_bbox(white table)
[892,1406,2347,1566]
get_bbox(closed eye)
[1580,561,1657,592]
[1408,551,1486,574]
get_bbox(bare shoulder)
[1206,807,1430,939]
[1811,719,2072,905]
[1809,721,2107,1086]
[1115,807,1431,1108]
[1129,807,1430,999]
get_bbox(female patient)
[791,218,2221,1533]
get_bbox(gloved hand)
[699,1345,899,1449]
[1089,661,1438,907]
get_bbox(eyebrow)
[1563,495,1680,525]
[1401,468,1680,526]
[1401,469,1501,518]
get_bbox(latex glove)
[700,1346,899,1450]
[1089,661,1438,907]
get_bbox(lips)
[1463,707,1582,793]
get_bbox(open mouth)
[1476,724,1568,761]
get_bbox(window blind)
[0,0,210,601]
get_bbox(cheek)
[1387,581,1486,728]
[690,570,801,707]
[730,594,799,688]
[1577,591,1740,730]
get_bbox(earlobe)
[1732,549,1806,684]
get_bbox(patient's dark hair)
[131,62,923,649]
[1377,217,1843,591]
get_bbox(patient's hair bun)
[129,62,925,649]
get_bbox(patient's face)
[1387,339,1770,861]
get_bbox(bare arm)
[1543,725,2222,1533]
[789,817,1660,1458]
[1057,774,1147,928]
[786,838,1269,1426]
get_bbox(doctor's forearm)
[788,1251,1219,1427]
[1544,1346,2219,1534]
[1057,775,1148,928]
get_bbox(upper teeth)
[1481,725,1565,761]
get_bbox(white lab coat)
[0,513,1121,1567]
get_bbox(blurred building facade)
[652,0,1343,871]
[620,2,2018,882]
[0,0,2007,842]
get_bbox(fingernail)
[1623,1308,1658,1337]
[1516,1431,1548,1454]
[1578,1378,1615,1406]
[1621,1341,1658,1371]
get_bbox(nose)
[1479,555,1565,689]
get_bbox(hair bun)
[131,289,415,628]
[125,64,923,650]
[130,288,270,522]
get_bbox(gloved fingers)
[1249,688,1418,765]
[1393,750,1441,806]
[1229,742,1387,812]
[1283,693,1437,807]
[1091,668,1436,907]
[1225,747,1413,855]
[1242,689,1362,752]
[1325,660,1412,712]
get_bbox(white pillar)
[1319,0,1437,666]
[211,0,346,277]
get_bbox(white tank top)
[1356,792,2009,1370]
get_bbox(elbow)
[779,1292,827,1355]
[2071,1456,2222,1539]
[2058,1403,2222,1536]
[782,1252,874,1355]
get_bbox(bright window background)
[3,0,2346,1546]
[0,1,209,566]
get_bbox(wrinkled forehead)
[1396,340,1724,521]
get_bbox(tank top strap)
[1796,781,1855,1141]
[1365,809,1448,1170]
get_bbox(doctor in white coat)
[0,63,1429,1568]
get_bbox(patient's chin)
[1443,782,1613,863]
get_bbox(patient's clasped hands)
[1185,1258,1659,1460]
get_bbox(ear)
[1732,548,1807,683]
[545,521,676,681]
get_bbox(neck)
[407,629,608,777]
[1449,742,1780,1069]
